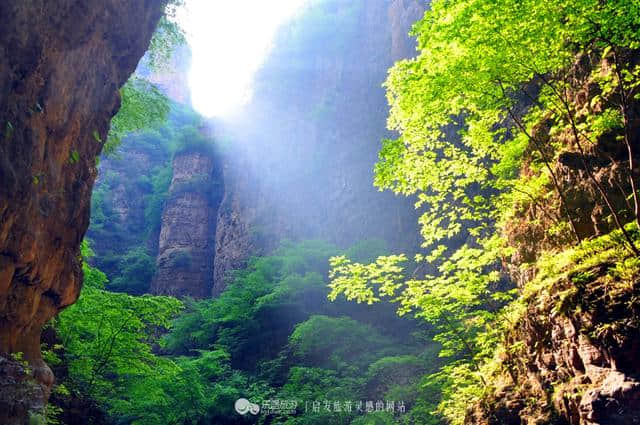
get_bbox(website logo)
[235,398,260,415]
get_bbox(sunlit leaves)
[105,77,170,155]
[329,0,640,422]
[55,242,183,416]
[328,255,407,305]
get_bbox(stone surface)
[580,371,640,425]
[0,1,164,422]
[466,264,640,425]
[212,0,427,294]
[152,149,222,297]
[144,44,192,105]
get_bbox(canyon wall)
[87,103,207,295]
[152,146,222,297]
[213,0,427,294]
[0,1,164,422]
[85,0,427,299]
[467,50,640,425]
[87,142,163,293]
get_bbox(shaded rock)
[467,262,640,425]
[152,149,223,297]
[0,0,165,422]
[580,371,640,425]
[212,0,426,294]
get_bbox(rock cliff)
[88,145,160,290]
[0,1,165,422]
[213,0,427,294]
[467,49,640,425]
[152,144,222,297]
[467,249,640,425]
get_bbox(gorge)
[1,1,640,425]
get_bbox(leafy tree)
[162,241,341,363]
[103,0,186,155]
[51,239,442,424]
[143,162,173,236]
[328,0,640,423]
[156,241,441,424]
[109,246,156,294]
[51,242,183,420]
[288,315,394,371]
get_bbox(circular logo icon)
[235,398,251,415]
[235,398,260,416]
[249,402,260,415]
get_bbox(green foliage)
[365,355,428,398]
[56,239,440,424]
[109,246,156,294]
[54,242,258,424]
[328,1,640,423]
[158,241,440,424]
[143,162,173,232]
[288,315,393,370]
[54,242,183,420]
[68,150,79,164]
[102,0,186,155]
[88,106,206,294]
[162,240,340,358]
[105,77,170,155]
[146,1,186,71]
[173,126,215,157]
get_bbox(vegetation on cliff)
[18,0,640,424]
[88,104,214,294]
[328,0,640,423]
[46,241,446,424]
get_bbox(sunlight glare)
[177,0,308,117]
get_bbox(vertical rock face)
[389,0,426,60]
[87,57,202,294]
[152,148,222,297]
[88,148,159,277]
[212,0,427,293]
[0,1,164,422]
[465,263,640,425]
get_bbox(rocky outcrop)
[0,1,165,422]
[153,147,222,297]
[467,257,640,425]
[504,52,640,274]
[213,0,426,294]
[469,49,640,425]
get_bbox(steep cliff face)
[88,146,160,289]
[467,243,640,425]
[87,46,216,297]
[0,1,164,422]
[504,53,640,281]
[467,50,640,425]
[87,104,203,294]
[153,147,222,297]
[213,0,426,294]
